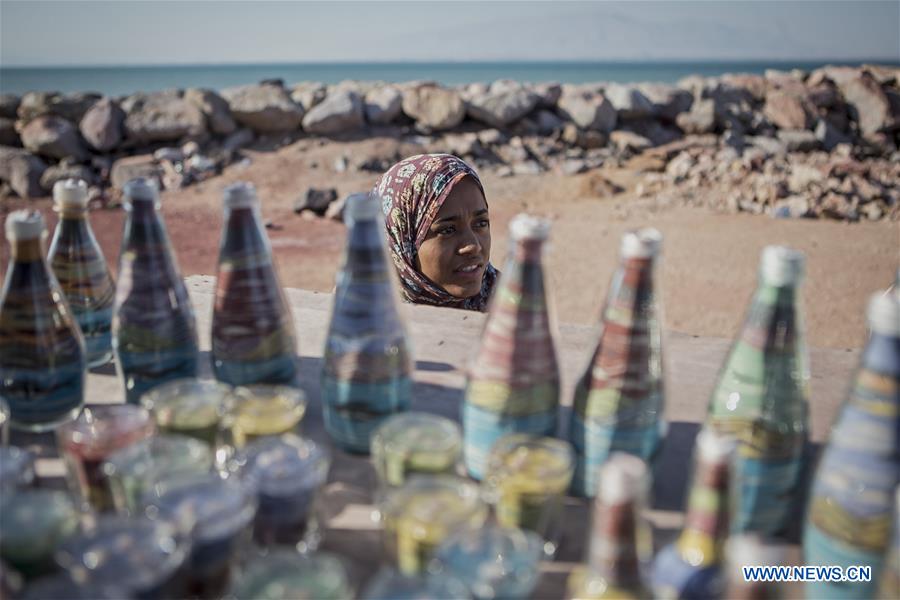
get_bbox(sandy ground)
[2,134,897,350]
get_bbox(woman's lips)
[454,262,484,280]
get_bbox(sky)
[1,0,898,67]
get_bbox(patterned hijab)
[373,153,499,311]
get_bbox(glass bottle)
[706,246,809,538]
[725,535,788,600]
[112,177,199,404]
[651,428,734,598]
[0,210,85,430]
[48,178,115,367]
[570,228,665,497]
[804,290,899,599]
[463,214,560,480]
[212,182,298,386]
[321,192,412,453]
[878,489,900,600]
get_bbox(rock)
[763,91,813,130]
[511,160,543,175]
[838,72,894,137]
[459,82,490,103]
[17,91,101,123]
[807,82,840,109]
[124,90,207,143]
[477,128,508,146]
[676,99,716,134]
[333,155,349,173]
[0,147,48,197]
[221,84,304,133]
[20,115,88,161]
[401,84,466,131]
[604,84,655,119]
[0,94,20,119]
[534,83,562,109]
[40,163,96,190]
[561,123,607,149]
[110,154,162,190]
[860,202,884,221]
[788,164,825,192]
[533,110,564,135]
[814,118,852,152]
[747,135,787,156]
[579,172,624,197]
[772,196,811,218]
[777,129,820,152]
[294,187,338,216]
[818,191,858,221]
[665,151,695,179]
[610,130,652,154]
[364,86,403,125]
[0,118,19,146]
[221,128,255,154]
[302,90,365,135]
[496,141,530,164]
[720,73,767,102]
[636,83,693,122]
[79,97,125,152]
[290,82,328,112]
[557,89,617,132]
[153,147,184,163]
[559,158,589,175]
[442,132,482,157]
[466,84,539,128]
[622,119,682,147]
[814,66,863,88]
[325,194,350,221]
[184,88,236,136]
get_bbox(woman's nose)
[457,227,482,255]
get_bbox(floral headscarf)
[373,153,499,311]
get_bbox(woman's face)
[416,176,491,299]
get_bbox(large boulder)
[0,94,20,119]
[364,86,403,125]
[837,72,894,137]
[302,90,365,135]
[401,83,466,131]
[636,83,693,122]
[40,163,96,190]
[0,118,19,147]
[777,129,820,152]
[79,97,125,152]
[221,84,304,133]
[719,73,767,102]
[815,118,852,151]
[291,82,327,112]
[0,147,48,197]
[184,88,236,136]
[763,91,813,130]
[124,90,207,143]
[676,98,716,134]
[604,84,655,120]
[534,82,562,109]
[465,83,540,128]
[110,154,162,190]
[557,88,617,132]
[20,115,88,161]
[17,91,101,123]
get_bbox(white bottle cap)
[123,177,160,202]
[760,245,805,287]
[222,182,259,210]
[5,210,46,241]
[868,291,900,337]
[346,192,381,221]
[621,228,662,259]
[598,452,647,504]
[726,534,787,568]
[509,213,551,241]
[695,428,735,463]
[53,178,89,209]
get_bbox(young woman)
[374,153,498,311]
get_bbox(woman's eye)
[476,219,490,228]
[436,226,456,236]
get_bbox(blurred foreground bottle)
[878,488,900,600]
[48,179,115,367]
[212,182,298,386]
[321,193,412,453]
[0,210,85,430]
[706,246,809,538]
[804,290,899,599]
[463,214,560,480]
[570,228,665,497]
[112,178,199,404]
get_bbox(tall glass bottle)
[0,210,85,430]
[212,182,298,386]
[463,214,559,480]
[48,179,116,367]
[706,246,809,538]
[651,428,734,599]
[112,178,199,404]
[567,453,651,599]
[570,228,665,497]
[878,489,900,600]
[321,193,412,453]
[804,291,899,599]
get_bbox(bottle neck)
[589,497,644,588]
[9,238,45,262]
[511,238,545,264]
[676,454,731,567]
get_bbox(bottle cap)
[123,177,160,203]
[620,228,662,259]
[726,534,787,569]
[345,192,381,221]
[509,214,551,241]
[760,245,804,286]
[223,182,259,210]
[53,178,89,210]
[5,210,45,241]
[868,291,900,337]
[598,452,646,504]
[695,428,735,463]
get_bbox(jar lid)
[382,475,485,525]
[620,228,662,259]
[598,452,647,504]
[372,412,461,456]
[868,291,900,337]
[105,434,213,481]
[5,210,45,241]
[508,213,550,241]
[222,182,258,210]
[487,434,574,482]
[58,405,154,459]
[236,434,329,498]
[0,447,35,491]
[760,245,805,286]
[141,378,234,430]
[53,178,89,209]
[229,551,351,600]
[0,489,79,548]
[361,568,471,600]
